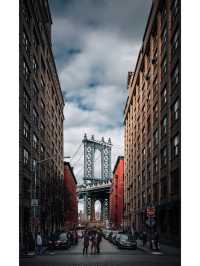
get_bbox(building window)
[161,177,168,200]
[23,148,29,166]
[153,183,158,202]
[41,99,45,115]
[41,144,45,160]
[153,129,159,147]
[161,5,167,24]
[41,76,45,91]
[161,146,167,167]
[172,64,179,88]
[22,1,30,24]
[22,30,30,56]
[142,127,146,142]
[172,0,179,21]
[172,28,180,56]
[23,90,30,112]
[161,116,167,137]
[171,168,180,195]
[172,98,179,123]
[147,92,151,109]
[23,120,30,140]
[32,159,36,172]
[161,57,167,78]
[162,26,167,49]
[23,60,30,82]
[33,57,38,75]
[142,191,146,207]
[142,148,146,161]
[41,56,46,73]
[32,134,38,150]
[33,29,39,51]
[161,87,167,108]
[153,156,158,174]
[172,134,179,159]
[153,103,158,122]
[147,116,151,133]
[138,176,141,190]
[33,82,39,102]
[33,108,39,127]
[142,170,146,185]
[153,78,158,98]
[147,140,151,157]
[147,164,151,184]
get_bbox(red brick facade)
[64,162,78,230]
[109,156,124,229]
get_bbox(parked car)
[48,232,70,250]
[113,232,124,245]
[117,234,137,250]
[110,231,119,244]
[104,230,112,240]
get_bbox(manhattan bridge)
[70,134,113,225]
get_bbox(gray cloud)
[49,0,152,183]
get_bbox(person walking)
[36,232,43,255]
[154,231,160,250]
[90,232,97,255]
[96,231,102,254]
[83,231,90,255]
[142,231,147,247]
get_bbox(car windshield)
[59,233,67,241]
[120,234,129,241]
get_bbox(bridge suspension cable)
[70,142,83,162]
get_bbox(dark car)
[112,232,123,245]
[110,231,119,244]
[48,232,70,250]
[117,234,137,250]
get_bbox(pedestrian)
[96,231,102,254]
[23,231,29,255]
[154,231,160,250]
[36,232,43,255]
[90,232,97,255]
[142,231,147,247]
[83,231,90,255]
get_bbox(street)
[20,238,180,266]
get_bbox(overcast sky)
[49,0,152,185]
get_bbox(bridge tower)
[79,134,112,225]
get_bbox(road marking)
[151,251,163,255]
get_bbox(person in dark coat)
[154,231,160,250]
[142,231,147,246]
[96,231,102,254]
[83,231,90,255]
[90,232,97,255]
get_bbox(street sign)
[146,217,156,227]
[147,207,156,217]
[31,199,38,207]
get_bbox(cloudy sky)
[49,0,151,185]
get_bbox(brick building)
[19,0,65,249]
[64,162,78,230]
[124,0,180,245]
[109,156,124,229]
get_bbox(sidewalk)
[136,239,180,256]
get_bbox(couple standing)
[83,230,102,255]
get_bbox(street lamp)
[32,157,53,241]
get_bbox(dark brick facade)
[109,156,124,229]
[124,0,180,245]
[19,0,65,249]
[64,162,78,230]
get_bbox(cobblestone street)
[20,238,180,266]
